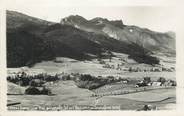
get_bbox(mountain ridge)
[7,10,171,67]
[7,10,54,29]
[60,15,175,55]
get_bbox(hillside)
[7,10,161,67]
[61,15,175,55]
[7,10,53,29]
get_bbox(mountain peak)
[109,20,124,28]
[67,15,86,20]
[90,17,109,22]
[61,15,87,25]
[90,17,124,26]
[59,14,175,55]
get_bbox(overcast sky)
[5,0,178,32]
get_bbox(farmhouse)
[163,80,176,86]
[151,82,162,86]
[135,81,147,87]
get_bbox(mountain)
[7,11,160,67]
[7,10,53,29]
[61,15,175,55]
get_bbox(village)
[7,67,176,102]
[7,53,176,110]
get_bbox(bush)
[7,73,60,87]
[62,75,71,80]
[40,87,52,95]
[25,86,52,95]
[99,60,105,64]
[29,79,44,87]
[143,77,151,84]
[75,80,105,90]
[157,77,166,84]
[25,87,41,95]
[75,74,117,90]
[171,81,177,86]
[128,54,160,65]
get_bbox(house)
[152,82,162,86]
[163,80,176,86]
[122,80,128,84]
[135,81,147,87]
[147,82,152,86]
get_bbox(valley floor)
[31,55,175,80]
[7,53,176,110]
[8,80,176,110]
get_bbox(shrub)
[25,86,52,95]
[157,77,166,84]
[143,77,151,84]
[29,79,44,87]
[75,74,117,90]
[79,74,93,81]
[7,73,60,87]
[25,87,41,95]
[61,75,71,80]
[75,80,105,90]
[128,54,160,65]
[40,87,52,95]
[99,60,105,64]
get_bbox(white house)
[152,82,162,86]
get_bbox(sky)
[5,0,179,32]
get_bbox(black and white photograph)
[4,0,179,111]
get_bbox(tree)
[107,50,113,62]
[97,49,103,61]
[41,86,52,95]
[143,77,151,84]
[157,77,166,84]
[25,87,41,95]
[128,67,132,72]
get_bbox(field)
[7,53,176,110]
[8,80,176,110]
[8,81,95,106]
[96,89,176,110]
[31,54,175,81]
